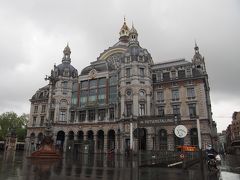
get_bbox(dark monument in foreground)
[28,121,61,159]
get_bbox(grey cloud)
[0,0,239,132]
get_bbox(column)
[94,135,97,153]
[133,94,138,116]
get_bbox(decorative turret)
[192,41,206,73]
[62,44,71,64]
[119,17,129,43]
[129,23,139,46]
[53,44,78,78]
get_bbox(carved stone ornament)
[89,69,97,79]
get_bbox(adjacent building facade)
[226,111,240,154]
[26,20,216,154]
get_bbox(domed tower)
[192,42,206,74]
[119,24,153,118]
[47,44,78,124]
[119,17,130,43]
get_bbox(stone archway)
[37,132,44,149]
[86,130,94,153]
[97,130,104,152]
[77,131,84,142]
[133,128,147,151]
[56,131,65,151]
[158,129,168,151]
[190,128,198,146]
[107,129,115,151]
[68,131,74,140]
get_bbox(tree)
[0,112,28,141]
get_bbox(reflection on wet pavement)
[0,151,238,180]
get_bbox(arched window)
[159,129,167,150]
[190,128,198,146]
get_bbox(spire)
[129,22,138,34]
[119,17,129,43]
[129,22,139,46]
[194,40,199,53]
[62,44,71,63]
[192,41,204,64]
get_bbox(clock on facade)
[174,125,187,138]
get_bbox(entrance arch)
[133,128,147,150]
[108,129,115,150]
[77,131,84,142]
[68,131,74,140]
[190,128,198,146]
[56,131,65,150]
[86,130,94,153]
[87,130,94,140]
[97,130,104,152]
[158,129,167,150]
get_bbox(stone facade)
[26,20,216,154]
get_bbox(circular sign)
[180,154,185,159]
[174,125,187,138]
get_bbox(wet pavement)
[218,154,240,180]
[0,151,239,180]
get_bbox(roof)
[152,59,191,69]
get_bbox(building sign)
[137,115,178,127]
[174,125,187,138]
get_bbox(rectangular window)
[186,68,192,77]
[98,87,106,104]
[70,111,75,122]
[172,89,179,101]
[109,108,114,120]
[189,104,197,118]
[187,87,195,99]
[126,104,132,117]
[40,116,44,126]
[157,91,164,102]
[178,70,186,79]
[89,79,97,88]
[126,68,131,78]
[71,92,78,105]
[81,80,88,89]
[34,106,38,113]
[80,90,88,106]
[32,116,37,126]
[110,76,117,85]
[89,89,97,102]
[140,68,144,77]
[88,110,95,121]
[50,110,54,121]
[62,81,68,94]
[41,105,46,113]
[109,86,117,103]
[171,71,176,79]
[172,105,180,115]
[98,109,105,121]
[163,72,170,81]
[152,74,157,83]
[158,106,165,117]
[139,103,145,116]
[59,111,66,121]
[98,78,106,87]
[79,111,86,122]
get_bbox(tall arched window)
[159,129,167,150]
[190,128,198,146]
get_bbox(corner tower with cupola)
[48,45,78,125]
[119,24,153,118]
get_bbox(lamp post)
[197,117,205,180]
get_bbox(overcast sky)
[0,0,239,132]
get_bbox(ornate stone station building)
[26,20,217,154]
